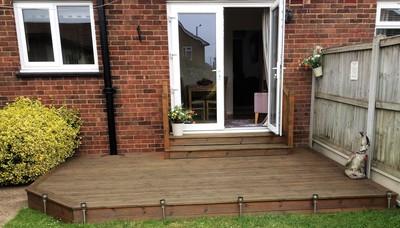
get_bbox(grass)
[4,208,400,228]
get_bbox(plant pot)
[313,66,323,77]
[171,123,184,136]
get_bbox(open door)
[265,1,285,135]
[167,3,224,131]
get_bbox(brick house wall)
[0,0,377,154]
[105,0,170,154]
[284,0,376,145]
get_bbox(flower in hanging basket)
[299,47,322,70]
[168,105,195,124]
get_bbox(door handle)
[171,88,179,94]
[212,69,221,79]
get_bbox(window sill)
[16,72,102,78]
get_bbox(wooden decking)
[26,147,397,223]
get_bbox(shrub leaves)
[0,97,82,186]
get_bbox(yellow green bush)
[0,97,82,186]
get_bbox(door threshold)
[184,127,270,134]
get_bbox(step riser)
[171,136,286,146]
[169,149,289,159]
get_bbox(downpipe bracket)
[102,87,117,94]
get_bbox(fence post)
[366,35,384,178]
[309,46,321,147]
[162,81,170,158]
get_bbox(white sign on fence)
[350,61,358,80]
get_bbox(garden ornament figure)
[344,132,370,179]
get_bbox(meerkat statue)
[345,132,370,179]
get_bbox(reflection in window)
[183,46,193,60]
[22,9,54,62]
[380,8,400,22]
[376,29,400,36]
[178,13,217,122]
[58,6,94,64]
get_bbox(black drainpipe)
[97,0,118,155]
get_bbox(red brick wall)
[0,0,377,153]
[106,0,169,154]
[284,0,376,146]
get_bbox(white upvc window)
[14,2,99,73]
[182,46,192,60]
[376,2,400,37]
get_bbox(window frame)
[375,2,400,35]
[182,46,192,60]
[14,1,99,73]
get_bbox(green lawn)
[5,208,400,228]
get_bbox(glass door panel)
[267,1,284,135]
[179,13,217,123]
[168,4,224,131]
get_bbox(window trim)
[14,1,99,73]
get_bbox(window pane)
[380,8,400,22]
[183,46,192,60]
[178,13,217,123]
[376,28,400,37]
[22,9,54,62]
[58,6,94,64]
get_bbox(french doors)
[167,1,285,134]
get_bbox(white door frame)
[167,0,284,133]
[266,0,285,135]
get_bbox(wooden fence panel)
[313,99,368,154]
[378,45,400,104]
[374,41,400,178]
[375,110,400,173]
[316,48,372,101]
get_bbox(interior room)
[224,8,268,128]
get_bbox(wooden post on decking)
[282,86,294,147]
[162,81,170,158]
[366,35,383,178]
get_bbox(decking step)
[167,132,290,158]
[170,132,277,139]
[169,143,289,152]
[167,143,289,159]
[170,132,286,145]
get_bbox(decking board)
[26,147,397,223]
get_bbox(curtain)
[262,9,270,92]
